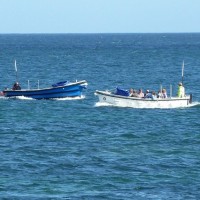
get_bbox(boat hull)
[3,80,87,100]
[95,90,192,108]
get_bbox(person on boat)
[138,89,144,98]
[157,90,163,98]
[12,82,21,90]
[177,82,185,97]
[130,89,139,97]
[162,88,167,98]
[144,90,152,98]
[152,91,157,100]
[129,88,134,96]
[0,91,4,96]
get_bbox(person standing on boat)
[177,82,185,97]
[12,82,21,90]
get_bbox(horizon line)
[0,32,200,35]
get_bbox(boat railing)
[27,80,40,90]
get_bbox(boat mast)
[182,60,184,85]
[14,60,18,82]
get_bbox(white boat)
[94,89,192,109]
[95,62,193,109]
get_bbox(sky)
[0,0,199,33]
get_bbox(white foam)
[0,95,86,101]
[52,95,86,101]
[12,96,35,100]
[187,102,200,107]
[0,96,7,100]
[94,102,113,107]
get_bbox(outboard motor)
[189,94,192,104]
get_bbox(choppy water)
[0,34,200,199]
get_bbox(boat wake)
[188,101,200,108]
[12,96,35,100]
[0,96,34,100]
[94,102,113,107]
[0,96,7,100]
[52,95,86,101]
[0,95,86,101]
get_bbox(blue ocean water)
[0,33,200,199]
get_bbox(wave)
[188,102,200,107]
[0,96,7,100]
[13,96,35,100]
[94,102,113,107]
[51,95,86,101]
[0,95,86,101]
[0,95,35,100]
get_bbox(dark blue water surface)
[0,34,200,199]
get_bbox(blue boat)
[3,80,88,99]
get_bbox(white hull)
[95,90,192,109]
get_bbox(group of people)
[129,82,185,99]
[129,88,145,98]
[129,88,167,99]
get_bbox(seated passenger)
[162,88,167,98]
[129,88,134,97]
[138,89,144,98]
[12,82,21,90]
[157,90,163,98]
[144,90,152,98]
[152,91,157,100]
[131,89,139,97]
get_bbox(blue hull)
[3,80,87,99]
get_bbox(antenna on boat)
[170,84,172,98]
[181,60,184,86]
[14,60,18,82]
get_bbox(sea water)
[0,33,200,199]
